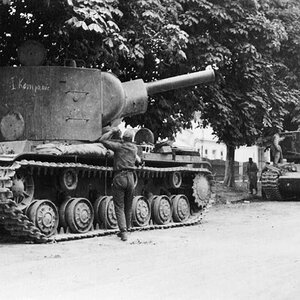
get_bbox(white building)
[174,123,266,166]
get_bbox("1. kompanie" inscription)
[11,76,50,93]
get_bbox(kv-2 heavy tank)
[261,131,300,200]
[0,41,215,243]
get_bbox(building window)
[220,151,224,160]
[212,149,216,159]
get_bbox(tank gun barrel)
[119,67,215,120]
[145,67,215,95]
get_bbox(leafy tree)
[1,0,300,188]
[0,0,126,69]
[260,0,300,131]
[0,0,195,139]
[116,0,198,138]
[177,0,299,186]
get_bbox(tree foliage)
[262,0,300,131]
[178,0,300,185]
[0,0,126,68]
[0,0,195,138]
[1,0,300,186]
[180,0,291,145]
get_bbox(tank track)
[261,168,282,200]
[0,160,210,243]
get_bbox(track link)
[0,160,210,243]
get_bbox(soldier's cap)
[123,129,135,142]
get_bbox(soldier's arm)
[99,127,121,141]
[135,154,144,167]
[99,128,122,151]
[100,140,120,151]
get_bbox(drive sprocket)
[192,174,211,207]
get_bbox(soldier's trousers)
[248,172,258,193]
[112,171,135,232]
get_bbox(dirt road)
[1,201,300,300]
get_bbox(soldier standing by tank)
[246,158,259,195]
[270,132,285,165]
[99,127,142,241]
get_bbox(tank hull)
[261,166,300,201]
[261,131,300,201]
[0,143,212,242]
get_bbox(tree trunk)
[223,144,235,187]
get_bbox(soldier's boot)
[117,231,128,241]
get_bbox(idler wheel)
[151,195,172,225]
[132,196,151,227]
[12,172,34,210]
[59,168,78,191]
[97,196,117,229]
[26,200,59,237]
[65,198,94,233]
[171,194,190,222]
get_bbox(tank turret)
[0,64,214,142]
[104,66,215,125]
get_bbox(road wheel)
[65,198,94,233]
[151,195,172,225]
[132,196,151,227]
[26,200,59,237]
[171,194,190,222]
